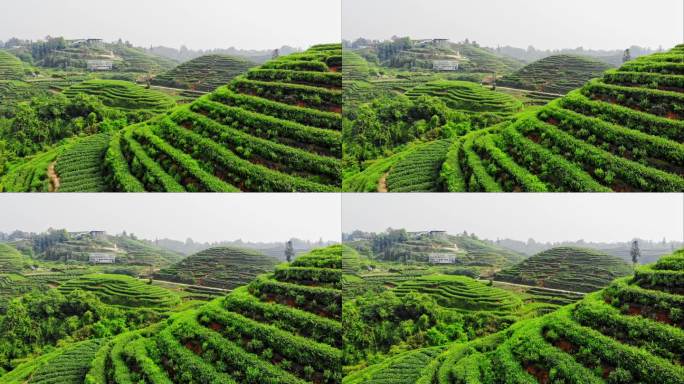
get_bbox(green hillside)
[495,247,633,292]
[153,246,280,289]
[1,245,343,383]
[0,50,24,80]
[442,44,684,192]
[0,339,104,384]
[405,80,523,115]
[451,42,524,73]
[102,43,341,192]
[352,248,684,384]
[63,79,175,113]
[58,273,181,309]
[342,51,371,81]
[152,54,255,91]
[54,133,112,192]
[384,140,452,192]
[394,275,523,315]
[0,243,25,273]
[499,54,613,94]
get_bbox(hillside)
[495,247,633,292]
[342,50,371,81]
[450,42,524,73]
[405,80,523,115]
[442,44,684,192]
[58,273,181,309]
[151,54,256,92]
[101,43,341,192]
[0,243,25,273]
[348,248,684,383]
[63,79,176,113]
[0,50,24,80]
[153,246,280,289]
[499,54,613,94]
[394,274,522,315]
[1,245,343,383]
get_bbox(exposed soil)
[377,172,389,192]
[47,161,60,192]
[525,364,550,384]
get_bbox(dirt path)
[47,161,60,192]
[377,172,389,192]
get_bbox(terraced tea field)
[0,50,24,80]
[405,80,523,115]
[495,247,633,292]
[0,243,26,273]
[63,79,175,113]
[0,339,104,384]
[360,248,684,384]
[499,55,613,94]
[343,347,446,384]
[154,246,280,289]
[1,245,343,383]
[0,80,44,106]
[342,51,371,81]
[152,54,255,92]
[444,44,684,192]
[394,275,523,315]
[384,140,452,192]
[58,273,181,309]
[104,43,342,192]
[54,133,112,192]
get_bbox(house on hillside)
[88,252,116,264]
[432,59,460,71]
[429,230,448,240]
[86,60,113,71]
[428,253,456,264]
[89,230,107,239]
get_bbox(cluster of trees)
[343,94,469,164]
[0,289,161,374]
[343,290,465,365]
[0,93,129,175]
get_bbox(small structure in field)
[89,252,116,264]
[86,60,113,71]
[428,253,456,264]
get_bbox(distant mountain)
[144,44,301,64]
[493,45,662,66]
[490,238,682,264]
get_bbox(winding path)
[47,161,60,192]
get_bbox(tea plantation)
[0,50,24,80]
[393,275,523,315]
[495,247,633,292]
[153,246,280,289]
[0,243,26,273]
[1,244,343,383]
[405,80,523,115]
[499,55,613,94]
[444,44,684,192]
[346,248,684,383]
[104,43,342,192]
[152,54,256,92]
[58,273,181,309]
[63,79,176,113]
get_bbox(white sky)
[343,0,683,50]
[342,194,684,243]
[0,0,341,50]
[0,194,341,243]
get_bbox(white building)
[433,60,460,71]
[89,253,116,264]
[86,60,113,71]
[428,253,456,264]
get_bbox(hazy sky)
[343,0,683,50]
[0,194,341,243]
[342,194,684,243]
[0,0,341,50]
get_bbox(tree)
[630,240,641,267]
[284,240,294,262]
[622,49,631,63]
